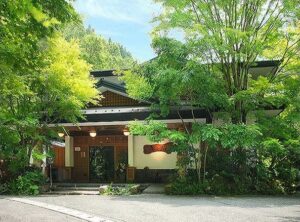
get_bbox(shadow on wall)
[135,167,176,183]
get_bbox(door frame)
[88,145,115,183]
[72,135,128,183]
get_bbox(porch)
[52,125,130,183]
[51,124,178,184]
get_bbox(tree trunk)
[197,143,202,183]
[203,142,208,181]
[232,101,247,124]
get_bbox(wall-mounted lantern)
[123,129,130,136]
[89,131,97,137]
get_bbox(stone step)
[44,190,99,195]
[52,187,99,191]
[143,184,165,194]
[53,183,101,188]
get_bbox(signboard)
[75,147,81,152]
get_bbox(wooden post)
[65,136,74,167]
[128,135,134,166]
[126,166,136,182]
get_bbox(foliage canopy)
[123,0,300,194]
[0,0,98,190]
[61,21,136,70]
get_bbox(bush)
[208,174,232,195]
[100,184,144,195]
[0,183,8,194]
[165,178,209,195]
[254,179,285,195]
[8,171,46,195]
[208,173,252,195]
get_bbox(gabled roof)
[90,60,280,77]
[96,78,126,94]
[250,60,281,68]
[90,60,281,108]
[91,69,128,78]
[50,107,209,126]
[81,108,209,123]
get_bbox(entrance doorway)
[89,146,114,182]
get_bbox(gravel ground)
[15,194,300,222]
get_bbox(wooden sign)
[143,143,172,154]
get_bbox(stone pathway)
[48,183,100,195]
[143,184,165,194]
[47,190,99,195]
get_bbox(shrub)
[9,171,46,195]
[165,178,209,195]
[0,183,8,194]
[104,184,132,195]
[100,184,143,195]
[254,179,285,195]
[208,173,253,195]
[208,174,232,195]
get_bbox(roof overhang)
[83,106,152,115]
[48,118,206,127]
[50,140,65,147]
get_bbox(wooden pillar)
[65,136,74,167]
[128,135,134,167]
[126,166,136,182]
[127,135,136,182]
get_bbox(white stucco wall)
[132,136,177,170]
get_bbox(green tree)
[61,21,136,70]
[0,1,98,184]
[152,0,300,123]
[122,0,300,194]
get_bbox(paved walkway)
[1,194,298,222]
[0,198,85,222]
[143,184,164,194]
[6,197,115,222]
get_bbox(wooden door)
[72,146,89,182]
[89,146,115,183]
